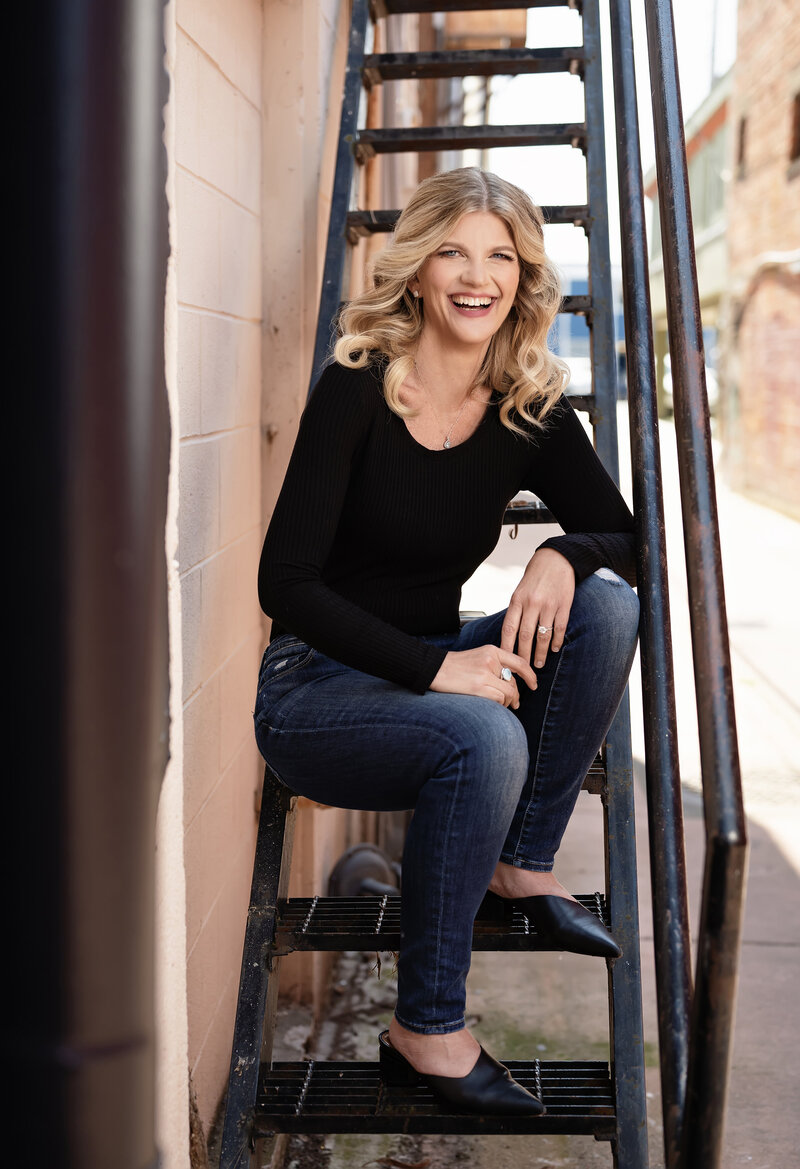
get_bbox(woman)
[254,168,639,1117]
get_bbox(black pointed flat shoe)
[378,1031,545,1116]
[478,890,621,959]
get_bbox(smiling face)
[409,211,520,357]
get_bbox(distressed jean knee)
[585,568,640,648]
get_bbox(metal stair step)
[346,204,591,237]
[563,293,591,314]
[375,0,580,15]
[274,892,609,954]
[255,1058,614,1136]
[354,123,587,160]
[363,47,586,84]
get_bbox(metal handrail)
[611,1,748,1166]
[608,3,693,1162]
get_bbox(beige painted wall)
[158,0,449,1154]
[173,0,266,1141]
[256,0,357,1019]
[158,0,359,1153]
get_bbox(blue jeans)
[254,570,639,1034]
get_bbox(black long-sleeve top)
[258,360,635,694]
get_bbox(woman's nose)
[462,257,487,285]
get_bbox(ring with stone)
[500,667,513,682]
[537,625,553,634]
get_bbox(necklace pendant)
[443,438,451,449]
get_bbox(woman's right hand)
[429,646,537,709]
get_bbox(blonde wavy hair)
[333,167,569,433]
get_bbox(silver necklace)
[414,360,474,449]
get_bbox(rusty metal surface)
[583,0,620,476]
[310,0,372,393]
[219,771,298,1169]
[608,2,693,1165]
[643,2,748,1167]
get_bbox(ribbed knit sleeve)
[526,398,637,587]
[258,363,448,693]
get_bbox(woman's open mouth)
[448,295,496,314]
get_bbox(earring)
[412,290,419,298]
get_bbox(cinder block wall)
[257,0,356,1022]
[164,0,356,1145]
[173,0,266,1134]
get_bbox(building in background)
[645,69,732,419]
[550,262,626,398]
[645,1,799,520]
[718,0,800,518]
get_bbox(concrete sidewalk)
[272,406,800,1169]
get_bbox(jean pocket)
[257,637,316,698]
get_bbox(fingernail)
[552,647,560,652]
[535,660,543,668]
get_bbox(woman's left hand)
[501,547,575,669]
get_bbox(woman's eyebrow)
[438,240,517,252]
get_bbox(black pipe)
[607,3,693,1163]
[310,0,371,394]
[582,0,620,478]
[18,2,170,1166]
[642,3,748,1166]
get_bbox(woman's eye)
[493,252,516,261]
[437,249,459,257]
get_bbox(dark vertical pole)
[310,0,371,395]
[607,3,693,1165]
[643,3,747,1167]
[219,773,298,1169]
[581,5,647,1162]
[19,3,170,1167]
[582,0,620,475]
[604,694,649,1168]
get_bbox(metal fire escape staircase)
[220,3,747,1168]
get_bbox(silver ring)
[500,667,513,682]
[537,625,553,635]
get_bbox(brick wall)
[722,0,800,516]
[726,268,800,514]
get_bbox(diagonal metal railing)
[609,2,748,1166]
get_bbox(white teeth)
[451,296,493,307]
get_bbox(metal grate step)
[255,1058,614,1136]
[354,123,586,161]
[363,47,586,84]
[346,205,591,238]
[274,892,609,953]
